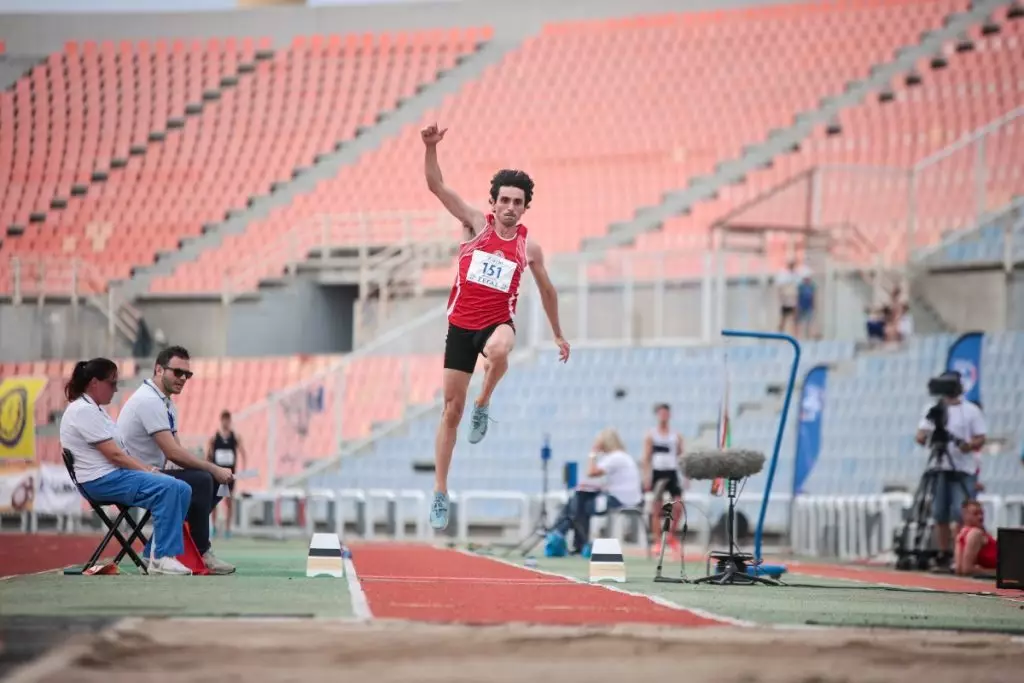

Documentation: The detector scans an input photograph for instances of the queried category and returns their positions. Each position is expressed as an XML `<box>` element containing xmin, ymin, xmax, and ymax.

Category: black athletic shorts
<box><xmin>444</xmin><ymin>320</ymin><xmax>515</xmax><ymax>374</ymax></box>
<box><xmin>651</xmin><ymin>469</ymin><xmax>683</xmax><ymax>498</ymax></box>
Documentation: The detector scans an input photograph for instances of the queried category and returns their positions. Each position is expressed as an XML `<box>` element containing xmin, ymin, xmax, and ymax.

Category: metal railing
<box><xmin>0</xmin><ymin>255</ymin><xmax>140</xmax><ymax>351</ymax></box>
<box><xmin>791</xmin><ymin>493</ymin><xmax>1024</xmax><ymax>561</ymax></box>
<box><xmin>220</xmin><ymin>210</ymin><xmax>454</xmax><ymax>305</ymax></box>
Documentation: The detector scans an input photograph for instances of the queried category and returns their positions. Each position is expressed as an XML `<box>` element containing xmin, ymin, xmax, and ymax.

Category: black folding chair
<box><xmin>62</xmin><ymin>448</ymin><xmax>152</xmax><ymax>575</ymax></box>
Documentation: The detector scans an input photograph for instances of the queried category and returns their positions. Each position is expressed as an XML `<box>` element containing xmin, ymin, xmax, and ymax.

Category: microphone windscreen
<box><xmin>683</xmin><ymin>449</ymin><xmax>766</xmax><ymax>481</ymax></box>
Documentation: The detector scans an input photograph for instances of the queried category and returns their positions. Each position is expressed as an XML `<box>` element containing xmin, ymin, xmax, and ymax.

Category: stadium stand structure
<box><xmin>263</xmin><ymin>332</ymin><xmax>1021</xmax><ymax>531</ymax></box>
<box><xmin>0</xmin><ymin>38</ymin><xmax>268</xmax><ymax>254</ymax></box>
<box><xmin>1</xmin><ymin>30</ymin><xmax>487</xmax><ymax>298</ymax></box>
<box><xmin>151</xmin><ymin>0</ymin><xmax>996</xmax><ymax>296</ymax></box>
<box><xmin>923</xmin><ymin>195</ymin><xmax>1024</xmax><ymax>267</ymax></box>
<box><xmin>584</xmin><ymin>0</ymin><xmax>1018</xmax><ymax>253</ymax></box>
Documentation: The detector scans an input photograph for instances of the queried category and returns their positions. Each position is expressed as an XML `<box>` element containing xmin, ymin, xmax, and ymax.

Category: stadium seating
<box><xmin>805</xmin><ymin>331</ymin><xmax>1024</xmax><ymax>497</ymax></box>
<box><xmin>1</xmin><ymin>38</ymin><xmax>262</xmax><ymax>237</ymax></box>
<box><xmin>296</xmin><ymin>333</ymin><xmax>1024</xmax><ymax>527</ymax></box>
<box><xmin>1</xmin><ymin>29</ymin><xmax>487</xmax><ymax>296</ymax></box>
<box><xmin>927</xmin><ymin>196</ymin><xmax>1024</xmax><ymax>266</ymax></box>
<box><xmin>621</xmin><ymin>2</ymin><xmax>1023</xmax><ymax>278</ymax></box>
<box><xmin>155</xmin><ymin>0</ymin><xmax>970</xmax><ymax>295</ymax></box>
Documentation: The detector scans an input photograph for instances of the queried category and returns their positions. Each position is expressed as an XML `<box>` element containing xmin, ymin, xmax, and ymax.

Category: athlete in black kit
<box><xmin>206</xmin><ymin>410</ymin><xmax>247</xmax><ymax>538</ymax></box>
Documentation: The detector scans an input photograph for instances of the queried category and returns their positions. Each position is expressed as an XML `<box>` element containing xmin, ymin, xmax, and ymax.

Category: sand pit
<box><xmin>7</xmin><ymin>618</ymin><xmax>1024</xmax><ymax>683</ymax></box>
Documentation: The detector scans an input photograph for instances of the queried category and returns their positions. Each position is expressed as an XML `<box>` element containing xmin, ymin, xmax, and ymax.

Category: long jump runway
<box><xmin>4</xmin><ymin>537</ymin><xmax>1024</xmax><ymax>682</ymax></box>
<box><xmin>352</xmin><ymin>543</ymin><xmax>730</xmax><ymax>627</ymax></box>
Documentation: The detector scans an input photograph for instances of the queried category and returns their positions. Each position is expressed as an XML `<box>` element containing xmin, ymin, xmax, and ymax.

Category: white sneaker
<box><xmin>202</xmin><ymin>549</ymin><xmax>236</xmax><ymax>575</ymax></box>
<box><xmin>148</xmin><ymin>556</ymin><xmax>192</xmax><ymax>576</ymax></box>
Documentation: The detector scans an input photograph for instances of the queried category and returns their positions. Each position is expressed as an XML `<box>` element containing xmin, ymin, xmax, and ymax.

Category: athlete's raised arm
<box><xmin>527</xmin><ymin>240</ymin><xmax>570</xmax><ymax>363</ymax></box>
<box><xmin>421</xmin><ymin>123</ymin><xmax>486</xmax><ymax>241</ymax></box>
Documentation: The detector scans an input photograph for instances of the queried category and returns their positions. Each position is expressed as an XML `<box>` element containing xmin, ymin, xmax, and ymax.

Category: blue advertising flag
<box><xmin>792</xmin><ymin>365</ymin><xmax>828</xmax><ymax>496</ymax></box>
<box><xmin>945</xmin><ymin>331</ymin><xmax>984</xmax><ymax>407</ymax></box>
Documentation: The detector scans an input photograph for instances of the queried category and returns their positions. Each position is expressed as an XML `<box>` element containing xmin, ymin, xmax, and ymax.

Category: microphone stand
<box><xmin>654</xmin><ymin>499</ymin><xmax>688</xmax><ymax>583</ymax></box>
<box><xmin>692</xmin><ymin>478</ymin><xmax>779</xmax><ymax>586</ymax></box>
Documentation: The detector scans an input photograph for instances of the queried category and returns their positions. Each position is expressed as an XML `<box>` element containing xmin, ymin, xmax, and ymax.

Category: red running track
<box><xmin>786</xmin><ymin>560</ymin><xmax>1024</xmax><ymax>599</ymax></box>
<box><xmin>351</xmin><ymin>543</ymin><xmax>729</xmax><ymax>628</ymax></box>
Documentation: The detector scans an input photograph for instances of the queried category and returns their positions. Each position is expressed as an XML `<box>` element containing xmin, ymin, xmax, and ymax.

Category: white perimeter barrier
<box><xmin>8</xmin><ymin>487</ymin><xmax>804</xmax><ymax>551</ymax></box>
<box><xmin>792</xmin><ymin>493</ymin><xmax>1024</xmax><ymax>560</ymax></box>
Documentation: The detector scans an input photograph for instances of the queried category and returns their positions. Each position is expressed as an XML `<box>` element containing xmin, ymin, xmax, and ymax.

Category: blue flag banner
<box><xmin>945</xmin><ymin>331</ymin><xmax>984</xmax><ymax>407</ymax></box>
<box><xmin>792</xmin><ymin>364</ymin><xmax>828</xmax><ymax>496</ymax></box>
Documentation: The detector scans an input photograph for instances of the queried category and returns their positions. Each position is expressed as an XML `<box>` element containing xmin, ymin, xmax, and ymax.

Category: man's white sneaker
<box><xmin>148</xmin><ymin>556</ymin><xmax>192</xmax><ymax>576</ymax></box>
<box><xmin>202</xmin><ymin>550</ymin><xmax>236</xmax><ymax>575</ymax></box>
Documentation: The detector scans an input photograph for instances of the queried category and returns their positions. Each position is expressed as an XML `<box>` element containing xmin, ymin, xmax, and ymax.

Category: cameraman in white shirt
<box><xmin>914</xmin><ymin>372</ymin><xmax>986</xmax><ymax>571</ymax></box>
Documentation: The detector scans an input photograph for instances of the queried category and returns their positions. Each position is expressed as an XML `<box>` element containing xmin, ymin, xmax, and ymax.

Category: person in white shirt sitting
<box><xmin>59</xmin><ymin>358</ymin><xmax>193</xmax><ymax>576</ymax></box>
<box><xmin>550</xmin><ymin>428</ymin><xmax>643</xmax><ymax>554</ymax></box>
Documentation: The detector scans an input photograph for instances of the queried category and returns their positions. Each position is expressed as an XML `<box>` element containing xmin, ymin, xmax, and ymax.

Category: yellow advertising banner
<box><xmin>0</xmin><ymin>377</ymin><xmax>49</xmax><ymax>460</ymax></box>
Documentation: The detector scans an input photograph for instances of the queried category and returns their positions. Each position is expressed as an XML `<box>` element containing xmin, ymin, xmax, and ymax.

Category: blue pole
<box><xmin>720</xmin><ymin>329</ymin><xmax>801</xmax><ymax>563</ymax></box>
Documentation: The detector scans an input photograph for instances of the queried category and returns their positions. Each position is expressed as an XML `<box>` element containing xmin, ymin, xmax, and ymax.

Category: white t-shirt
<box><xmin>597</xmin><ymin>450</ymin><xmax>643</xmax><ymax>508</ymax></box>
<box><xmin>117</xmin><ymin>380</ymin><xmax>179</xmax><ymax>469</ymax></box>
<box><xmin>916</xmin><ymin>399</ymin><xmax>987</xmax><ymax>473</ymax></box>
<box><xmin>59</xmin><ymin>395</ymin><xmax>122</xmax><ymax>484</ymax></box>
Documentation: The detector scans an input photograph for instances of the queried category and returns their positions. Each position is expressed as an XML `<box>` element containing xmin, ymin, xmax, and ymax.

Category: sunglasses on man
<box><xmin>161</xmin><ymin>366</ymin><xmax>194</xmax><ymax>380</ymax></box>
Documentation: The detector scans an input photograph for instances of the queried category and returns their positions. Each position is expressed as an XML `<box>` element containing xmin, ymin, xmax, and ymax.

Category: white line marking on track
<box><xmin>457</xmin><ymin>549</ymin><xmax>754</xmax><ymax>628</ymax></box>
<box><xmin>345</xmin><ymin>556</ymin><xmax>373</xmax><ymax>621</ymax></box>
<box><xmin>359</xmin><ymin>575</ymin><xmax>568</xmax><ymax>585</ymax></box>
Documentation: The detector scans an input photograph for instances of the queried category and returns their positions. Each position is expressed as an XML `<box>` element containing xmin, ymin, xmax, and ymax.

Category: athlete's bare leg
<box><xmin>475</xmin><ymin>324</ymin><xmax>515</xmax><ymax>408</ymax></box>
<box><xmin>468</xmin><ymin>325</ymin><xmax>514</xmax><ymax>445</ymax></box>
<box><xmin>434</xmin><ymin>369</ymin><xmax>472</xmax><ymax>495</ymax></box>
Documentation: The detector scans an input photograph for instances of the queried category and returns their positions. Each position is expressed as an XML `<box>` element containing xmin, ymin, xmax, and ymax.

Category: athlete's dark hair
<box><xmin>221</xmin><ymin>409</ymin><xmax>231</xmax><ymax>420</ymax></box>
<box><xmin>489</xmin><ymin>169</ymin><xmax>534</xmax><ymax>207</ymax></box>
<box><xmin>65</xmin><ymin>358</ymin><xmax>118</xmax><ymax>402</ymax></box>
<box><xmin>155</xmin><ymin>345</ymin><xmax>190</xmax><ymax>371</ymax></box>
<box><xmin>654</xmin><ymin>403</ymin><xmax>671</xmax><ymax>413</ymax></box>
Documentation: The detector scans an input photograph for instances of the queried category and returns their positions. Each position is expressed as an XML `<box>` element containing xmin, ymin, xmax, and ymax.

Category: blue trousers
<box><xmin>553</xmin><ymin>490</ymin><xmax>623</xmax><ymax>553</ymax></box>
<box><xmin>81</xmin><ymin>469</ymin><xmax>192</xmax><ymax>559</ymax></box>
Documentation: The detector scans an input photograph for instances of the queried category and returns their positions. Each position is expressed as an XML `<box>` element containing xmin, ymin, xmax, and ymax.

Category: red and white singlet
<box><xmin>446</xmin><ymin>214</ymin><xmax>529</xmax><ymax>331</ymax></box>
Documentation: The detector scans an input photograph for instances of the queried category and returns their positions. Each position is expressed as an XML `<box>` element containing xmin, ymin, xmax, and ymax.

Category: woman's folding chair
<box><xmin>61</xmin><ymin>449</ymin><xmax>152</xmax><ymax>575</ymax></box>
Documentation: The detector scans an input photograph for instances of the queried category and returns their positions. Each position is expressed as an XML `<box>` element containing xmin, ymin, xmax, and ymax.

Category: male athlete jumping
<box><xmin>422</xmin><ymin>122</ymin><xmax>570</xmax><ymax>530</ymax></box>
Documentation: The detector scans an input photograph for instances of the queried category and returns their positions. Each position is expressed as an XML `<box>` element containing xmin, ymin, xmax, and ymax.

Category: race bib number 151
<box><xmin>467</xmin><ymin>250</ymin><xmax>515</xmax><ymax>292</ymax></box>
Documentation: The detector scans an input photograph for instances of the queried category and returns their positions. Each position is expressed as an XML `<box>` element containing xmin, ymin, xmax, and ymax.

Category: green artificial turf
<box><xmin>523</xmin><ymin>555</ymin><xmax>1024</xmax><ymax>633</ymax></box>
<box><xmin>0</xmin><ymin>538</ymin><xmax>353</xmax><ymax>618</ymax></box>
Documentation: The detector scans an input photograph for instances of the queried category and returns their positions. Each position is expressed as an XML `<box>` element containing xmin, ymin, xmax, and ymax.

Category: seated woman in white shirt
<box><xmin>59</xmin><ymin>358</ymin><xmax>194</xmax><ymax>576</ymax></box>
<box><xmin>551</xmin><ymin>428</ymin><xmax>643</xmax><ymax>554</ymax></box>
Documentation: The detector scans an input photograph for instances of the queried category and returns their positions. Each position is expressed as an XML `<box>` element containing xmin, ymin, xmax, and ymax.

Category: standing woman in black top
<box><xmin>207</xmin><ymin>409</ymin><xmax>247</xmax><ymax>538</ymax></box>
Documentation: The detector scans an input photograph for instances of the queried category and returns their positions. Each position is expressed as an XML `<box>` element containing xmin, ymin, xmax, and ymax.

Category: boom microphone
<box><xmin>683</xmin><ymin>449</ymin><xmax>765</xmax><ymax>481</ymax></box>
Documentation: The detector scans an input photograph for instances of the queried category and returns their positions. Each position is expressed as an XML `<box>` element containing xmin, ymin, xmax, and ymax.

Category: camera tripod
<box><xmin>893</xmin><ymin>443</ymin><xmax>973</xmax><ymax>572</ymax></box>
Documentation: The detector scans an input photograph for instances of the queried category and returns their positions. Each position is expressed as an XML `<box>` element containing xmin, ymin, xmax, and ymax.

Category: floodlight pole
<box><xmin>720</xmin><ymin>329</ymin><xmax>801</xmax><ymax>563</ymax></box>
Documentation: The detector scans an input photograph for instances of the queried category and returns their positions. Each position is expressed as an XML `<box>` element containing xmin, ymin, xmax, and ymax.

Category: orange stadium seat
<box><xmin>0</xmin><ymin>29</ymin><xmax>487</xmax><ymax>297</ymax></box>
<box><xmin>0</xmin><ymin>39</ymin><xmax>262</xmax><ymax>235</ymax></box>
<box><xmin>608</xmin><ymin>2</ymin><xmax>1024</xmax><ymax>279</ymax></box>
<box><xmin>153</xmin><ymin>0</ymin><xmax>977</xmax><ymax>295</ymax></box>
